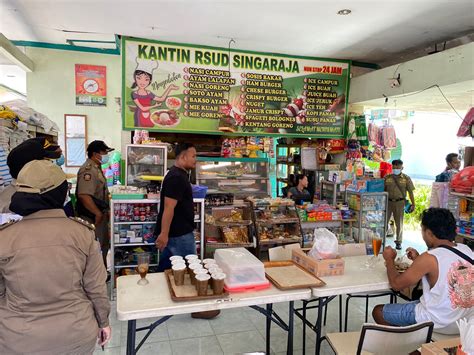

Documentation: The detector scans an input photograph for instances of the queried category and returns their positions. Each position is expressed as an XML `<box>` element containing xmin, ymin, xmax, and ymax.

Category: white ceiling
<box><xmin>0</xmin><ymin>0</ymin><xmax>473</xmax><ymax>66</ymax></box>
<box><xmin>0</xmin><ymin>64</ymin><xmax>26</xmax><ymax>94</ymax></box>
<box><xmin>357</xmin><ymin>80</ymin><xmax>474</xmax><ymax>113</ymax></box>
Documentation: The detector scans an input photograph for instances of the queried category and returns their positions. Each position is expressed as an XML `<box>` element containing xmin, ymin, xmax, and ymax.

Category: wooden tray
<box><xmin>164</xmin><ymin>270</ymin><xmax>229</xmax><ymax>302</ymax></box>
<box><xmin>264</xmin><ymin>261</ymin><xmax>326</xmax><ymax>290</ymax></box>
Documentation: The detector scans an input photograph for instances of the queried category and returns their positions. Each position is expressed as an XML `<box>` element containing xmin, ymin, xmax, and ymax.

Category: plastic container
<box><xmin>366</xmin><ymin>179</ymin><xmax>385</xmax><ymax>192</ymax></box>
<box><xmin>214</xmin><ymin>248</ymin><xmax>270</xmax><ymax>292</ymax></box>
<box><xmin>192</xmin><ymin>185</ymin><xmax>208</xmax><ymax>198</ymax></box>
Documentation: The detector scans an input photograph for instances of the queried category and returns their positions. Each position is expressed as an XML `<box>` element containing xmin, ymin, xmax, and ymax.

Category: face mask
<box><xmin>100</xmin><ymin>154</ymin><xmax>110</xmax><ymax>164</ymax></box>
<box><xmin>393</xmin><ymin>169</ymin><xmax>402</xmax><ymax>175</ymax></box>
<box><xmin>56</xmin><ymin>155</ymin><xmax>65</xmax><ymax>166</ymax></box>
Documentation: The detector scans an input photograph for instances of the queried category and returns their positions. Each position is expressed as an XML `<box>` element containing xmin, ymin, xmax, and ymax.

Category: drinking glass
<box><xmin>136</xmin><ymin>252</ymin><xmax>150</xmax><ymax>285</ymax></box>
<box><xmin>372</xmin><ymin>238</ymin><xmax>382</xmax><ymax>257</ymax></box>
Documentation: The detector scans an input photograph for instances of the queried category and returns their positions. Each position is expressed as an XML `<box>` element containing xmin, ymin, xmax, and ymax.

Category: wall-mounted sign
<box><xmin>122</xmin><ymin>37</ymin><xmax>350</xmax><ymax>137</ymax></box>
<box><xmin>75</xmin><ymin>64</ymin><xmax>107</xmax><ymax>106</ymax></box>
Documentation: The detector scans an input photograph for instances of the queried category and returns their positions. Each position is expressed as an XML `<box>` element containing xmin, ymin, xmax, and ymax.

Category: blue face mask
<box><xmin>101</xmin><ymin>154</ymin><xmax>110</xmax><ymax>164</ymax></box>
<box><xmin>393</xmin><ymin>169</ymin><xmax>402</xmax><ymax>175</ymax></box>
<box><xmin>56</xmin><ymin>155</ymin><xmax>65</xmax><ymax>166</ymax></box>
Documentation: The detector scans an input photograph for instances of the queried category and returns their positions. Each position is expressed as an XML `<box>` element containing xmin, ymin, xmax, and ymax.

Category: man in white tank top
<box><xmin>373</xmin><ymin>208</ymin><xmax>473</xmax><ymax>334</ymax></box>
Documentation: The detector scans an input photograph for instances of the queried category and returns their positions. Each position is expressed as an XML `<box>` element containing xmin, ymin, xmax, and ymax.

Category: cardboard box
<box><xmin>292</xmin><ymin>248</ymin><xmax>344</xmax><ymax>277</ymax></box>
<box><xmin>421</xmin><ymin>337</ymin><xmax>463</xmax><ymax>355</ymax></box>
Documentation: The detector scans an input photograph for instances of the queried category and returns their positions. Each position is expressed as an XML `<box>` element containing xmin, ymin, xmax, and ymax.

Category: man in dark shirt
<box><xmin>435</xmin><ymin>153</ymin><xmax>461</xmax><ymax>182</ymax></box>
<box><xmin>155</xmin><ymin>143</ymin><xmax>197</xmax><ymax>271</ymax></box>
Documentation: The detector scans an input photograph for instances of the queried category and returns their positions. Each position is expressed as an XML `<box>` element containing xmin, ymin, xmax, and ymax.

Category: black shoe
<box><xmin>395</xmin><ymin>242</ymin><xmax>402</xmax><ymax>250</ymax></box>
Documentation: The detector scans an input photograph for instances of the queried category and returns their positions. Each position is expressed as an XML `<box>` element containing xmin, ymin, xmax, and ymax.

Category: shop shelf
<box><xmin>457</xmin><ymin>233</ymin><xmax>474</xmax><ymax>240</ymax></box>
<box><xmin>300</xmin><ymin>220</ymin><xmax>342</xmax><ymax>229</ymax></box>
<box><xmin>276</xmin><ymin>144</ymin><xmax>301</xmax><ymax>148</ymax></box>
<box><xmin>256</xmin><ymin>218</ymin><xmax>300</xmax><ymax>224</ymax></box>
<box><xmin>111</xmin><ymin>199</ymin><xmax>159</xmax><ymax>204</ymax></box>
<box><xmin>113</xmin><ymin>221</ymin><xmax>157</xmax><ymax>225</ymax></box>
<box><xmin>205</xmin><ymin>242</ymin><xmax>254</xmax><ymax>249</ymax></box>
<box><xmin>450</xmin><ymin>192</ymin><xmax>474</xmax><ymax>200</ymax></box>
<box><xmin>259</xmin><ymin>237</ymin><xmax>303</xmax><ymax>246</ymax></box>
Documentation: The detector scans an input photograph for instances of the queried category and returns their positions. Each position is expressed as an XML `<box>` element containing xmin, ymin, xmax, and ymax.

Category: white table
<box><xmin>312</xmin><ymin>255</ymin><xmax>390</xmax><ymax>298</ymax></box>
<box><xmin>117</xmin><ymin>273</ymin><xmax>312</xmax><ymax>355</ymax></box>
<box><xmin>297</xmin><ymin>255</ymin><xmax>392</xmax><ymax>355</ymax></box>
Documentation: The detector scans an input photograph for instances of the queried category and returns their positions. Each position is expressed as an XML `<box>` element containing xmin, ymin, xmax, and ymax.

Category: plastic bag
<box><xmin>309</xmin><ymin>228</ymin><xmax>339</xmax><ymax>260</ymax></box>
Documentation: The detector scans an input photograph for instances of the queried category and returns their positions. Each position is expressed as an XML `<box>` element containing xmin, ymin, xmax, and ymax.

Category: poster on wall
<box><xmin>75</xmin><ymin>64</ymin><xmax>107</xmax><ymax>106</ymax></box>
<box><xmin>122</xmin><ymin>37</ymin><xmax>350</xmax><ymax>137</ymax></box>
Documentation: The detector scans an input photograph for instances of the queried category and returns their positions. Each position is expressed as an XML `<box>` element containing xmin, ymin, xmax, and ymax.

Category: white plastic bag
<box><xmin>309</xmin><ymin>228</ymin><xmax>339</xmax><ymax>260</ymax></box>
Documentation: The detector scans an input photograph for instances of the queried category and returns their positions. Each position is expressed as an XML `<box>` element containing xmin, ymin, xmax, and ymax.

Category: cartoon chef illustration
<box><xmin>131</xmin><ymin>58</ymin><xmax>179</xmax><ymax>127</ymax></box>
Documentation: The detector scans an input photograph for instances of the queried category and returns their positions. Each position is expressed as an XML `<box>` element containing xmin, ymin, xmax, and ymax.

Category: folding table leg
<box><xmin>365</xmin><ymin>296</ymin><xmax>369</xmax><ymax>322</ymax></box>
<box><xmin>302</xmin><ymin>300</ymin><xmax>307</xmax><ymax>355</ymax></box>
<box><xmin>286</xmin><ymin>301</ymin><xmax>294</xmax><ymax>355</ymax></box>
<box><xmin>126</xmin><ymin>320</ymin><xmax>137</xmax><ymax>355</ymax></box>
<box><xmin>314</xmin><ymin>298</ymin><xmax>324</xmax><ymax>355</ymax></box>
<box><xmin>266</xmin><ymin>303</ymin><xmax>272</xmax><ymax>355</ymax></box>
<box><xmin>339</xmin><ymin>295</ymin><xmax>343</xmax><ymax>332</ymax></box>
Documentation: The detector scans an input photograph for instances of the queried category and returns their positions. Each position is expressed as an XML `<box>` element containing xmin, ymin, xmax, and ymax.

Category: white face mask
<box><xmin>393</xmin><ymin>169</ymin><xmax>402</xmax><ymax>175</ymax></box>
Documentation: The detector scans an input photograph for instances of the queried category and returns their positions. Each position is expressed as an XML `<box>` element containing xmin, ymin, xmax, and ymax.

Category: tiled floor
<box><xmin>96</xmin><ymin>229</ymin><xmax>422</xmax><ymax>355</ymax></box>
<box><xmin>93</xmin><ymin>295</ymin><xmax>396</xmax><ymax>355</ymax></box>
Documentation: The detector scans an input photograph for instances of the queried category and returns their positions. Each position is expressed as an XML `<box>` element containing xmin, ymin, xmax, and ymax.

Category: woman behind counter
<box><xmin>287</xmin><ymin>174</ymin><xmax>311</xmax><ymax>201</ymax></box>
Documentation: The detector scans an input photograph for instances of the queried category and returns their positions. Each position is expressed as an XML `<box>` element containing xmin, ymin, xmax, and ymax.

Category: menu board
<box><xmin>122</xmin><ymin>37</ymin><xmax>350</xmax><ymax>137</ymax></box>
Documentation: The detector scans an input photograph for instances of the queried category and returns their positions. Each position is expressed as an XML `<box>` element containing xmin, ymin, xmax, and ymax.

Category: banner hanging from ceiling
<box><xmin>122</xmin><ymin>37</ymin><xmax>350</xmax><ymax>137</ymax></box>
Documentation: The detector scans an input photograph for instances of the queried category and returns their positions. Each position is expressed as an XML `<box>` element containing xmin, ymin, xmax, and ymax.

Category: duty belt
<box><xmin>389</xmin><ymin>198</ymin><xmax>405</xmax><ymax>202</ymax></box>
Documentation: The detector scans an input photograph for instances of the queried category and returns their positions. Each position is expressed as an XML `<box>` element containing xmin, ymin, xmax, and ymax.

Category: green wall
<box><xmin>25</xmin><ymin>47</ymin><xmax>123</xmax><ymax>171</ymax></box>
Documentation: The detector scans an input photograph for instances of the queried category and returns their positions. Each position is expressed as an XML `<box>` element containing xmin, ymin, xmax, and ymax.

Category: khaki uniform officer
<box><xmin>1</xmin><ymin>160</ymin><xmax>111</xmax><ymax>354</ymax></box>
<box><xmin>77</xmin><ymin>140</ymin><xmax>114</xmax><ymax>265</ymax></box>
<box><xmin>384</xmin><ymin>159</ymin><xmax>415</xmax><ymax>250</ymax></box>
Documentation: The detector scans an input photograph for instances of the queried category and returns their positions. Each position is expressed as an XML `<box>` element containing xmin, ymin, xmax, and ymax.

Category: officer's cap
<box><xmin>16</xmin><ymin>160</ymin><xmax>66</xmax><ymax>194</ymax></box>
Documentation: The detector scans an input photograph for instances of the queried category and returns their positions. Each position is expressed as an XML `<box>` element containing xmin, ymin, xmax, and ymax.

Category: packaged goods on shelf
<box><xmin>204</xmin><ymin>205</ymin><xmax>253</xmax><ymax>246</ymax></box>
<box><xmin>113</xmin><ymin>202</ymin><xmax>158</xmax><ymax>222</ymax></box>
<box><xmin>205</xmin><ymin>193</ymin><xmax>234</xmax><ymax>207</ymax></box>
<box><xmin>247</xmin><ymin>197</ymin><xmax>295</xmax><ymax>207</ymax></box>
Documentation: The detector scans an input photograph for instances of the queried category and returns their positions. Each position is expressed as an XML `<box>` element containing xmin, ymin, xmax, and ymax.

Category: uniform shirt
<box><xmin>0</xmin><ymin>182</ymin><xmax>15</xmax><ymax>213</ymax></box>
<box><xmin>0</xmin><ymin>209</ymin><xmax>110</xmax><ymax>354</ymax></box>
<box><xmin>76</xmin><ymin>158</ymin><xmax>109</xmax><ymax>203</ymax></box>
<box><xmin>415</xmin><ymin>244</ymin><xmax>474</xmax><ymax>334</ymax></box>
<box><xmin>384</xmin><ymin>173</ymin><xmax>415</xmax><ymax>200</ymax></box>
<box><xmin>154</xmin><ymin>166</ymin><xmax>194</xmax><ymax>238</ymax></box>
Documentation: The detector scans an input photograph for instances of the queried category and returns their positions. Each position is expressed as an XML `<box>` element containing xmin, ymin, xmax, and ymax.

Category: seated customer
<box><xmin>373</xmin><ymin>208</ymin><xmax>473</xmax><ymax>334</ymax></box>
<box><xmin>435</xmin><ymin>153</ymin><xmax>461</xmax><ymax>182</ymax></box>
<box><xmin>287</xmin><ymin>174</ymin><xmax>311</xmax><ymax>201</ymax></box>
